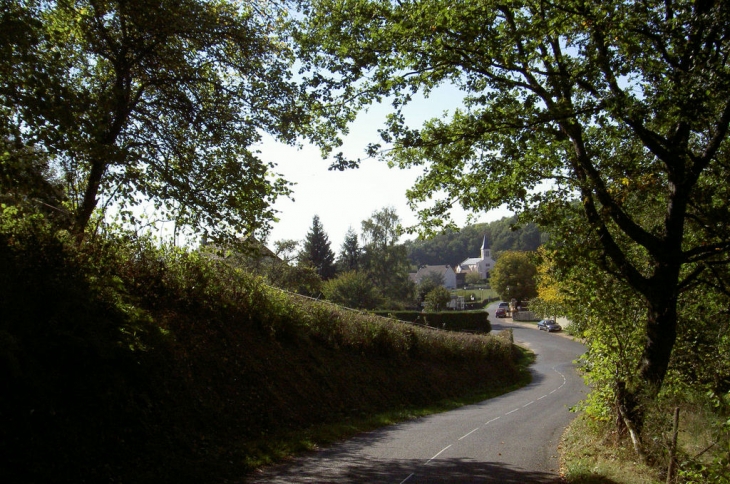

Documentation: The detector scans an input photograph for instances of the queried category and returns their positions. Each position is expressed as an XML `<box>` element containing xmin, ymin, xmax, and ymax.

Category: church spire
<box><xmin>481</xmin><ymin>235</ymin><xmax>489</xmax><ymax>259</ymax></box>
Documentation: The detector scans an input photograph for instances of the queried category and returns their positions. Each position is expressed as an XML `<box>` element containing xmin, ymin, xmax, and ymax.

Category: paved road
<box><xmin>247</xmin><ymin>304</ymin><xmax>587</xmax><ymax>483</ymax></box>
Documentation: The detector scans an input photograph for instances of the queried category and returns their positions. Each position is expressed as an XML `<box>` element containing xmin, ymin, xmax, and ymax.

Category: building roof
<box><xmin>414</xmin><ymin>265</ymin><xmax>454</xmax><ymax>281</ymax></box>
<box><xmin>459</xmin><ymin>257</ymin><xmax>483</xmax><ymax>266</ymax></box>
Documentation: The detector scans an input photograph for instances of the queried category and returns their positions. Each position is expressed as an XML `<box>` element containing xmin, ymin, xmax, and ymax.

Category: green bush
<box><xmin>322</xmin><ymin>270</ymin><xmax>383</xmax><ymax>309</ymax></box>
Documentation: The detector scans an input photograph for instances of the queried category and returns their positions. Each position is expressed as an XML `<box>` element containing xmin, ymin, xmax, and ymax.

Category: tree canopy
<box><xmin>490</xmin><ymin>251</ymin><xmax>537</xmax><ymax>303</ymax></box>
<box><xmin>295</xmin><ymin>0</ymin><xmax>730</xmax><ymax>441</ymax></box>
<box><xmin>1</xmin><ymin>0</ymin><xmax>320</xmax><ymax>242</ymax></box>
<box><xmin>360</xmin><ymin>207</ymin><xmax>414</xmax><ymax>306</ymax></box>
<box><xmin>321</xmin><ymin>270</ymin><xmax>382</xmax><ymax>309</ymax></box>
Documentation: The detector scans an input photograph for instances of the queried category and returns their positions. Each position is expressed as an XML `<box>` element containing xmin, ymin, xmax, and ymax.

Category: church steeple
<box><xmin>481</xmin><ymin>235</ymin><xmax>489</xmax><ymax>259</ymax></box>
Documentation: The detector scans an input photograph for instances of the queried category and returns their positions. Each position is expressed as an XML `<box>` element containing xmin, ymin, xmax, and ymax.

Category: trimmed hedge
<box><xmin>372</xmin><ymin>310</ymin><xmax>491</xmax><ymax>333</ymax></box>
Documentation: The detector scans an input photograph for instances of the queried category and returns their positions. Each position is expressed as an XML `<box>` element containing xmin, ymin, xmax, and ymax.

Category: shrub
<box><xmin>322</xmin><ymin>271</ymin><xmax>383</xmax><ymax>309</ymax></box>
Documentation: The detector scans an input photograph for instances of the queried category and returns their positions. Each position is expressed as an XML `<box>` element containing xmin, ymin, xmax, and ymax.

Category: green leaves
<box><xmin>489</xmin><ymin>250</ymin><xmax>537</xmax><ymax>302</ymax></box>
<box><xmin>1</xmin><ymin>0</ymin><xmax>318</xmax><ymax>242</ymax></box>
<box><xmin>296</xmin><ymin>0</ymin><xmax>730</xmax><ymax>402</ymax></box>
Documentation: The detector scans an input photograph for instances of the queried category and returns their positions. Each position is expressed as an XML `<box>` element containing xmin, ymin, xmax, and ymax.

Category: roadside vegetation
<box><xmin>535</xmin><ymin>245</ymin><xmax>730</xmax><ymax>483</ymax></box>
<box><xmin>4</xmin><ymin>1</ymin><xmax>730</xmax><ymax>482</ymax></box>
<box><xmin>560</xmin><ymin>397</ymin><xmax>729</xmax><ymax>484</ymax></box>
<box><xmin>0</xmin><ymin>206</ymin><xmax>529</xmax><ymax>483</ymax></box>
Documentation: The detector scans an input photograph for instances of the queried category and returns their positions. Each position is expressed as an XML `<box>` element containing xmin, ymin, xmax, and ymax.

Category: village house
<box><xmin>411</xmin><ymin>264</ymin><xmax>457</xmax><ymax>289</ymax></box>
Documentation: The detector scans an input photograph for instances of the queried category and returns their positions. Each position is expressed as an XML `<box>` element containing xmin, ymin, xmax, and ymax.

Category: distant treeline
<box><xmin>405</xmin><ymin>215</ymin><xmax>546</xmax><ymax>268</ymax></box>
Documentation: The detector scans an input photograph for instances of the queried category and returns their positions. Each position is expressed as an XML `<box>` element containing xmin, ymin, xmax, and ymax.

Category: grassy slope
<box><xmin>0</xmin><ymin>221</ymin><xmax>529</xmax><ymax>483</ymax></box>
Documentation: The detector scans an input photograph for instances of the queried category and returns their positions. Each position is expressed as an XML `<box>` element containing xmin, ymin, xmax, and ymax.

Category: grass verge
<box><xmin>560</xmin><ymin>414</ymin><xmax>662</xmax><ymax>484</ymax></box>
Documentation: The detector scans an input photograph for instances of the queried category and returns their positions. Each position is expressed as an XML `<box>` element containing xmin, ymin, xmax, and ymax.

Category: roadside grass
<box><xmin>561</xmin><ymin>396</ymin><xmax>729</xmax><ymax>484</ymax></box>
<box><xmin>560</xmin><ymin>414</ymin><xmax>662</xmax><ymax>484</ymax></box>
<box><xmin>451</xmin><ymin>287</ymin><xmax>498</xmax><ymax>301</ymax></box>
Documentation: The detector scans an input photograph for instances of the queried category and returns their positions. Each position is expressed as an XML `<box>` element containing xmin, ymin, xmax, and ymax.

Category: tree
<box><xmin>337</xmin><ymin>227</ymin><xmax>361</xmax><ymax>272</ymax></box>
<box><xmin>404</xmin><ymin>217</ymin><xmax>544</xmax><ymax>268</ymax></box>
<box><xmin>296</xmin><ymin>0</ymin><xmax>730</xmax><ymax>434</ymax></box>
<box><xmin>490</xmin><ymin>251</ymin><xmax>537</xmax><ymax>303</ymax></box>
<box><xmin>415</xmin><ymin>270</ymin><xmax>445</xmax><ymax>303</ymax></box>
<box><xmin>464</xmin><ymin>271</ymin><xmax>483</xmax><ymax>286</ymax></box>
<box><xmin>272</xmin><ymin>239</ymin><xmax>300</xmax><ymax>265</ymax></box>
<box><xmin>360</xmin><ymin>207</ymin><xmax>414</xmax><ymax>306</ymax></box>
<box><xmin>424</xmin><ymin>286</ymin><xmax>452</xmax><ymax>312</ymax></box>
<box><xmin>299</xmin><ymin>215</ymin><xmax>336</xmax><ymax>280</ymax></box>
<box><xmin>1</xmin><ymin>0</ymin><xmax>315</xmax><ymax>243</ymax></box>
<box><xmin>322</xmin><ymin>271</ymin><xmax>382</xmax><ymax>309</ymax></box>
<box><xmin>532</xmin><ymin>247</ymin><xmax>568</xmax><ymax>321</ymax></box>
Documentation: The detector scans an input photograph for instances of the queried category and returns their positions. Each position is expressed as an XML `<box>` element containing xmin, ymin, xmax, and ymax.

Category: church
<box><xmin>455</xmin><ymin>236</ymin><xmax>495</xmax><ymax>280</ymax></box>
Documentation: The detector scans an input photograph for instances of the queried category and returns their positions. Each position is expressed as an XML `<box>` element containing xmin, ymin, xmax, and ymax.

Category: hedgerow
<box><xmin>0</xmin><ymin>207</ymin><xmax>524</xmax><ymax>483</ymax></box>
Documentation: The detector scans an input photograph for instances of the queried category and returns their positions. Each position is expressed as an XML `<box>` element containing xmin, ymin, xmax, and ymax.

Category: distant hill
<box><xmin>405</xmin><ymin>215</ymin><xmax>546</xmax><ymax>268</ymax></box>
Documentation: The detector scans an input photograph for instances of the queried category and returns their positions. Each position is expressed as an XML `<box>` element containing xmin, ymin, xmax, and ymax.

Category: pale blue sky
<box><xmin>261</xmin><ymin>86</ymin><xmax>512</xmax><ymax>251</ymax></box>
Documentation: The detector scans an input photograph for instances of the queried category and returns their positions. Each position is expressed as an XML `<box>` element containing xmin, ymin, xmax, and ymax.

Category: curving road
<box><xmin>247</xmin><ymin>304</ymin><xmax>587</xmax><ymax>483</ymax></box>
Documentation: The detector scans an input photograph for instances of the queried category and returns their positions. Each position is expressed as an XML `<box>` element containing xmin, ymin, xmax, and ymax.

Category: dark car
<box><xmin>537</xmin><ymin>319</ymin><xmax>562</xmax><ymax>332</ymax></box>
<box><xmin>496</xmin><ymin>302</ymin><xmax>510</xmax><ymax>318</ymax></box>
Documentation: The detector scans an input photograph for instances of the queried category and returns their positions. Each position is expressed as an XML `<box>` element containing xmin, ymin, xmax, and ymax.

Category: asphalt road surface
<box><xmin>247</xmin><ymin>304</ymin><xmax>587</xmax><ymax>483</ymax></box>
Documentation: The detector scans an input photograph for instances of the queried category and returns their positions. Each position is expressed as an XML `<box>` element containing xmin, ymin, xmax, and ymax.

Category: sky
<box><xmin>259</xmin><ymin>86</ymin><xmax>513</xmax><ymax>252</ymax></box>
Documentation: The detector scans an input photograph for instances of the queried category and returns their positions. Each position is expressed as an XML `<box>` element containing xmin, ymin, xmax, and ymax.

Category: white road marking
<box><xmin>458</xmin><ymin>428</ymin><xmax>480</xmax><ymax>440</ymax></box>
<box><xmin>403</xmin><ymin>363</ymin><xmax>573</xmax><ymax>483</ymax></box>
<box><xmin>426</xmin><ymin>445</ymin><xmax>452</xmax><ymax>464</ymax></box>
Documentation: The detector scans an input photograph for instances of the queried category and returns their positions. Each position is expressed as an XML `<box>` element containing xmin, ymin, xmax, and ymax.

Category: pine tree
<box><xmin>299</xmin><ymin>215</ymin><xmax>336</xmax><ymax>280</ymax></box>
<box><xmin>337</xmin><ymin>227</ymin><xmax>361</xmax><ymax>272</ymax></box>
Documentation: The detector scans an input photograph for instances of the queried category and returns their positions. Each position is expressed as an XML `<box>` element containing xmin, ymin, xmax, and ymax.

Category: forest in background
<box><xmin>404</xmin><ymin>216</ymin><xmax>545</xmax><ymax>268</ymax></box>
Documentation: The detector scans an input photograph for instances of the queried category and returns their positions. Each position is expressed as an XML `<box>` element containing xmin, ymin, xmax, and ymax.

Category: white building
<box><xmin>412</xmin><ymin>265</ymin><xmax>457</xmax><ymax>289</ymax></box>
<box><xmin>455</xmin><ymin>236</ymin><xmax>495</xmax><ymax>280</ymax></box>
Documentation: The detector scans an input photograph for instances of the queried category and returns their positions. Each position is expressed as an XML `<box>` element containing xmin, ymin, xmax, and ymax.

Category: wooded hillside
<box><xmin>405</xmin><ymin>216</ymin><xmax>544</xmax><ymax>268</ymax></box>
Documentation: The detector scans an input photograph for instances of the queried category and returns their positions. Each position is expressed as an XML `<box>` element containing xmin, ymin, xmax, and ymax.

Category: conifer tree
<box><xmin>299</xmin><ymin>215</ymin><xmax>336</xmax><ymax>280</ymax></box>
<box><xmin>337</xmin><ymin>227</ymin><xmax>361</xmax><ymax>272</ymax></box>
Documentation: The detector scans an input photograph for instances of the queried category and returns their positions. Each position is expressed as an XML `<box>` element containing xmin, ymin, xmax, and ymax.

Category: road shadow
<box><xmin>246</xmin><ymin>454</ymin><xmax>576</xmax><ymax>483</ymax></box>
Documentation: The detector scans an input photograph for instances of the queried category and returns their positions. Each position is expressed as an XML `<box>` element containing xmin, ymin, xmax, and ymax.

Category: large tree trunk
<box><xmin>639</xmin><ymin>296</ymin><xmax>679</xmax><ymax>395</ymax></box>
<box><xmin>73</xmin><ymin>158</ymin><xmax>107</xmax><ymax>244</ymax></box>
<box><xmin>618</xmin><ymin>264</ymin><xmax>680</xmax><ymax>455</ymax></box>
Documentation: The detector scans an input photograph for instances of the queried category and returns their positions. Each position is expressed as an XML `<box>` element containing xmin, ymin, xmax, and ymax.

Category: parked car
<box><xmin>537</xmin><ymin>319</ymin><xmax>562</xmax><ymax>332</ymax></box>
<box><xmin>496</xmin><ymin>302</ymin><xmax>510</xmax><ymax>318</ymax></box>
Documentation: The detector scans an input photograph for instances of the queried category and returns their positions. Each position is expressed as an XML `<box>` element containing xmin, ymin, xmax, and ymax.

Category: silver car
<box><xmin>537</xmin><ymin>319</ymin><xmax>562</xmax><ymax>332</ymax></box>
